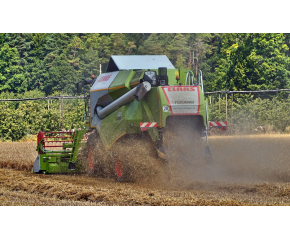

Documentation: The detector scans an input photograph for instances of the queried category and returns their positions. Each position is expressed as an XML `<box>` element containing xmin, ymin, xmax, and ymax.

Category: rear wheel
<box><xmin>78</xmin><ymin>129</ymin><xmax>106</xmax><ymax>176</ymax></box>
<box><xmin>80</xmin><ymin>131</ymin><xmax>97</xmax><ymax>176</ymax></box>
<box><xmin>115</xmin><ymin>157</ymin><xmax>125</xmax><ymax>182</ymax></box>
<box><xmin>111</xmin><ymin>134</ymin><xmax>169</xmax><ymax>183</ymax></box>
<box><xmin>112</xmin><ymin>149</ymin><xmax>131</xmax><ymax>182</ymax></box>
<box><xmin>80</xmin><ymin>131</ymin><xmax>169</xmax><ymax>183</ymax></box>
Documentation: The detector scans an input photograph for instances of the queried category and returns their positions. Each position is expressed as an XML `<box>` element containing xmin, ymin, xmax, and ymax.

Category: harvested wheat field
<box><xmin>0</xmin><ymin>142</ymin><xmax>37</xmax><ymax>171</ymax></box>
<box><xmin>1</xmin><ymin>135</ymin><xmax>290</xmax><ymax>206</ymax></box>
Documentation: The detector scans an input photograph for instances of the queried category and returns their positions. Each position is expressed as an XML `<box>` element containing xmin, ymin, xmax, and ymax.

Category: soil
<box><xmin>1</xmin><ymin>135</ymin><xmax>290</xmax><ymax>206</ymax></box>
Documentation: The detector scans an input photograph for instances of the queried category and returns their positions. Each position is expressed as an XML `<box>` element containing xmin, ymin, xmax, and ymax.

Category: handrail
<box><xmin>37</xmin><ymin>139</ymin><xmax>72</xmax><ymax>154</ymax></box>
<box><xmin>36</xmin><ymin>131</ymin><xmax>75</xmax><ymax>154</ymax></box>
<box><xmin>185</xmin><ymin>70</ymin><xmax>194</xmax><ymax>86</ymax></box>
<box><xmin>199</xmin><ymin>70</ymin><xmax>204</xmax><ymax>94</ymax></box>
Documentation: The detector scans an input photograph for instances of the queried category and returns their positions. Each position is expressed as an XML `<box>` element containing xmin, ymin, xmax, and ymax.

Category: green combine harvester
<box><xmin>33</xmin><ymin>55</ymin><xmax>211</xmax><ymax>181</ymax></box>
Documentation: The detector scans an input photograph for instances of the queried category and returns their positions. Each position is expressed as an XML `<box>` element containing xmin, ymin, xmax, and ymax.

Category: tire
<box><xmin>112</xmin><ymin>150</ymin><xmax>131</xmax><ymax>182</ymax></box>
<box><xmin>79</xmin><ymin>130</ymin><xmax>98</xmax><ymax>176</ymax></box>
<box><xmin>80</xmin><ymin>131</ymin><xmax>169</xmax><ymax>183</ymax></box>
<box><xmin>78</xmin><ymin>129</ymin><xmax>114</xmax><ymax>177</ymax></box>
<box><xmin>111</xmin><ymin>134</ymin><xmax>169</xmax><ymax>183</ymax></box>
<box><xmin>115</xmin><ymin>156</ymin><xmax>125</xmax><ymax>182</ymax></box>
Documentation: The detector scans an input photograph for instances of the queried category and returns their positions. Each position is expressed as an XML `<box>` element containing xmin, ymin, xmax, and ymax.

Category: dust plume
<box><xmin>164</xmin><ymin>132</ymin><xmax>290</xmax><ymax>186</ymax></box>
<box><xmin>107</xmin><ymin>134</ymin><xmax>169</xmax><ymax>184</ymax></box>
<box><xmin>208</xmin><ymin>135</ymin><xmax>290</xmax><ymax>183</ymax></box>
<box><xmin>79</xmin><ymin>130</ymin><xmax>170</xmax><ymax>184</ymax></box>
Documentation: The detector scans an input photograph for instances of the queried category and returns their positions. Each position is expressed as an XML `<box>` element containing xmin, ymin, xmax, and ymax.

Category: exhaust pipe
<box><xmin>97</xmin><ymin>81</ymin><xmax>151</xmax><ymax>119</ymax></box>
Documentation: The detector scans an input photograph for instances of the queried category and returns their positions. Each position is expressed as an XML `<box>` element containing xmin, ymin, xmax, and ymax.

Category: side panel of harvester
<box><xmin>90</xmin><ymin>70</ymin><xmax>144</xmax><ymax>148</ymax></box>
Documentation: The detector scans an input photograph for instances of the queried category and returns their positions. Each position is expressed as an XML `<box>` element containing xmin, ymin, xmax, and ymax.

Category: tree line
<box><xmin>1</xmin><ymin>33</ymin><xmax>290</xmax><ymax>141</ymax></box>
<box><xmin>1</xmin><ymin>33</ymin><xmax>290</xmax><ymax>96</ymax></box>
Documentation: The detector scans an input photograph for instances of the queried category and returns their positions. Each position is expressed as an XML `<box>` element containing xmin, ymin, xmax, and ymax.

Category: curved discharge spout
<box><xmin>97</xmin><ymin>81</ymin><xmax>151</xmax><ymax>119</ymax></box>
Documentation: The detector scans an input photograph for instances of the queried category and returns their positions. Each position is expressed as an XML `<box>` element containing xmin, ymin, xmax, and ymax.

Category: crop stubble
<box><xmin>0</xmin><ymin>142</ymin><xmax>36</xmax><ymax>171</ymax></box>
<box><xmin>1</xmin><ymin>135</ymin><xmax>290</xmax><ymax>206</ymax></box>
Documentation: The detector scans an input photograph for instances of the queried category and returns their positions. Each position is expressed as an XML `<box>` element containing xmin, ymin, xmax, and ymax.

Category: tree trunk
<box><xmin>196</xmin><ymin>57</ymin><xmax>198</xmax><ymax>76</ymax></box>
<box><xmin>192</xmin><ymin>49</ymin><xmax>195</xmax><ymax>70</ymax></box>
<box><xmin>188</xmin><ymin>51</ymin><xmax>191</xmax><ymax>69</ymax></box>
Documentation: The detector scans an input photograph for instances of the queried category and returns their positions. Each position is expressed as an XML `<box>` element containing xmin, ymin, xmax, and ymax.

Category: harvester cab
<box><xmin>34</xmin><ymin>55</ymin><xmax>212</xmax><ymax>181</ymax></box>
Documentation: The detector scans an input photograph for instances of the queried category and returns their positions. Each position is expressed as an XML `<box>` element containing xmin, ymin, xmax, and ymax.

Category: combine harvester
<box><xmin>33</xmin><ymin>55</ymin><xmax>218</xmax><ymax>181</ymax></box>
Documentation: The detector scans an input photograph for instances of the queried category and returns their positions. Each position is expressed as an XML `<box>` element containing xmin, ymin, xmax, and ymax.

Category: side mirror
<box><xmin>158</xmin><ymin>67</ymin><xmax>168</xmax><ymax>86</ymax></box>
<box><xmin>142</xmin><ymin>70</ymin><xmax>157</xmax><ymax>86</ymax></box>
<box><xmin>76</xmin><ymin>82</ymin><xmax>82</xmax><ymax>93</ymax></box>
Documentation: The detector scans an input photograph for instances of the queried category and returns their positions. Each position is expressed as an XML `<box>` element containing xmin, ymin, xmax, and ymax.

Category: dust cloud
<box><xmin>156</xmin><ymin>116</ymin><xmax>290</xmax><ymax>187</ymax></box>
<box><xmin>165</xmin><ymin>134</ymin><xmax>290</xmax><ymax>186</ymax></box>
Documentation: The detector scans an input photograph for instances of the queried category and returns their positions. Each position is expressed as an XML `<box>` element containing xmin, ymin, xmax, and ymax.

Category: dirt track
<box><xmin>1</xmin><ymin>135</ymin><xmax>290</xmax><ymax>206</ymax></box>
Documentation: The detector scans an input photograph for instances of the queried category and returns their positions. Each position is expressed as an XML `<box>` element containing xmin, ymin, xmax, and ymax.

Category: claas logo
<box><xmin>98</xmin><ymin>75</ymin><xmax>111</xmax><ymax>82</ymax></box>
<box><xmin>167</xmin><ymin>86</ymin><xmax>196</xmax><ymax>91</ymax></box>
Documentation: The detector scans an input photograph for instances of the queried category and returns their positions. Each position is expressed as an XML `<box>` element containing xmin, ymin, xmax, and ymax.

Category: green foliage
<box><xmin>0</xmin><ymin>90</ymin><xmax>86</xmax><ymax>141</ymax></box>
<box><xmin>45</xmin><ymin>56</ymin><xmax>79</xmax><ymax>95</ymax></box>
<box><xmin>138</xmin><ymin>33</ymin><xmax>164</xmax><ymax>55</ymax></box>
<box><xmin>167</xmin><ymin>33</ymin><xmax>190</xmax><ymax>66</ymax></box>
<box><xmin>208</xmin><ymin>94</ymin><xmax>290</xmax><ymax>134</ymax></box>
<box><xmin>0</xmin><ymin>102</ymin><xmax>27</xmax><ymax>141</ymax></box>
<box><xmin>0</xmin><ymin>34</ymin><xmax>4</xmax><ymax>46</ymax></box>
<box><xmin>82</xmin><ymin>49</ymin><xmax>100</xmax><ymax>77</ymax></box>
<box><xmin>110</xmin><ymin>33</ymin><xmax>128</xmax><ymax>55</ymax></box>
<box><xmin>214</xmin><ymin>33</ymin><xmax>290</xmax><ymax>91</ymax></box>
<box><xmin>30</xmin><ymin>33</ymin><xmax>47</xmax><ymax>58</ymax></box>
<box><xmin>0</xmin><ymin>44</ymin><xmax>26</xmax><ymax>93</ymax></box>
<box><xmin>175</xmin><ymin>54</ymin><xmax>187</xmax><ymax>69</ymax></box>
<box><xmin>1</xmin><ymin>33</ymin><xmax>289</xmax><ymax>96</ymax></box>
<box><xmin>1</xmin><ymin>33</ymin><xmax>290</xmax><ymax>140</ymax></box>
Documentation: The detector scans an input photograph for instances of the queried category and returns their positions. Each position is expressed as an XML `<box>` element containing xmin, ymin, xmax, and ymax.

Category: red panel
<box><xmin>37</xmin><ymin>131</ymin><xmax>44</xmax><ymax>145</ymax></box>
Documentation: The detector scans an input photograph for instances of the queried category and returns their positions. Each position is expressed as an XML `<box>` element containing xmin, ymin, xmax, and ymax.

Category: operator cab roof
<box><xmin>106</xmin><ymin>55</ymin><xmax>175</xmax><ymax>72</ymax></box>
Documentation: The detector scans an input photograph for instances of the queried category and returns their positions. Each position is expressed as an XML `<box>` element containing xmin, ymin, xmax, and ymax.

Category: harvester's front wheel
<box><xmin>112</xmin><ymin>151</ymin><xmax>131</xmax><ymax>182</ymax></box>
<box><xmin>115</xmin><ymin>157</ymin><xmax>124</xmax><ymax>182</ymax></box>
<box><xmin>79</xmin><ymin>130</ymin><xmax>98</xmax><ymax>176</ymax></box>
<box><xmin>79</xmin><ymin>129</ymin><xmax>113</xmax><ymax>177</ymax></box>
<box><xmin>111</xmin><ymin>134</ymin><xmax>169</xmax><ymax>183</ymax></box>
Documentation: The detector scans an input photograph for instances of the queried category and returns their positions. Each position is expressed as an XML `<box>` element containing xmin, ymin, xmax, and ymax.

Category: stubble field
<box><xmin>1</xmin><ymin>135</ymin><xmax>290</xmax><ymax>206</ymax></box>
